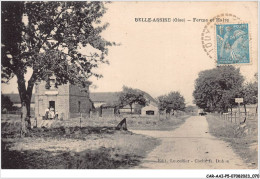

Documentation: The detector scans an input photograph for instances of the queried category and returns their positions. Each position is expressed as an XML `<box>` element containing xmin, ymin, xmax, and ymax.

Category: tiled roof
<box><xmin>90</xmin><ymin>91</ymin><xmax>157</xmax><ymax>105</ymax></box>
<box><xmin>89</xmin><ymin>92</ymin><xmax>121</xmax><ymax>103</ymax></box>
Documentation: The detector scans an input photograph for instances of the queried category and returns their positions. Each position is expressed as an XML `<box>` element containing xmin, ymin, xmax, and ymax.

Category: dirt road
<box><xmin>132</xmin><ymin>116</ymin><xmax>248</xmax><ymax>169</ymax></box>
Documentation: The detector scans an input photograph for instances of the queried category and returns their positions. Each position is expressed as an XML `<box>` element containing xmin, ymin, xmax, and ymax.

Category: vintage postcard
<box><xmin>1</xmin><ymin>1</ymin><xmax>258</xmax><ymax>178</ymax></box>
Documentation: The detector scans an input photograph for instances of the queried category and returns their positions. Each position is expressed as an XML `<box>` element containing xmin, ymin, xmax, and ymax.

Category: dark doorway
<box><xmin>146</xmin><ymin>110</ymin><xmax>155</xmax><ymax>115</ymax></box>
<box><xmin>49</xmin><ymin>101</ymin><xmax>55</xmax><ymax>111</ymax></box>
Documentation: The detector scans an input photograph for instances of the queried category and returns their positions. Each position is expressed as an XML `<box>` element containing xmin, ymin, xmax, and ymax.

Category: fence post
<box><xmin>234</xmin><ymin>112</ymin><xmax>236</xmax><ymax>123</ymax></box>
<box><xmin>230</xmin><ymin>113</ymin><xmax>232</xmax><ymax>123</ymax></box>
<box><xmin>80</xmin><ymin>113</ymin><xmax>82</xmax><ymax>128</ymax></box>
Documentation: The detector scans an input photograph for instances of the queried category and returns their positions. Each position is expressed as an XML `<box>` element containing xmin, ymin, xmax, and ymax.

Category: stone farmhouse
<box><xmin>34</xmin><ymin>76</ymin><xmax>93</xmax><ymax>120</ymax></box>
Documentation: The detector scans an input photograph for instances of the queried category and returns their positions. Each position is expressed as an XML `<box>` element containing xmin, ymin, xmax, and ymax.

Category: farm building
<box><xmin>89</xmin><ymin>92</ymin><xmax>134</xmax><ymax>116</ymax></box>
<box><xmin>90</xmin><ymin>91</ymin><xmax>158</xmax><ymax>116</ymax></box>
<box><xmin>90</xmin><ymin>92</ymin><xmax>121</xmax><ymax>108</ymax></box>
<box><xmin>34</xmin><ymin>76</ymin><xmax>93</xmax><ymax>120</ymax></box>
<box><xmin>141</xmin><ymin>102</ymin><xmax>159</xmax><ymax>116</ymax></box>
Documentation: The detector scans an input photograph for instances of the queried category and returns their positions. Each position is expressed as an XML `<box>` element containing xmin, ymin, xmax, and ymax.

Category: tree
<box><xmin>2</xmin><ymin>2</ymin><xmax>114</xmax><ymax>132</ymax></box>
<box><xmin>239</xmin><ymin>75</ymin><xmax>258</xmax><ymax>123</ymax></box>
<box><xmin>1</xmin><ymin>94</ymin><xmax>13</xmax><ymax>111</ymax></box>
<box><xmin>158</xmin><ymin>91</ymin><xmax>185</xmax><ymax>117</ymax></box>
<box><xmin>242</xmin><ymin>73</ymin><xmax>258</xmax><ymax>106</ymax></box>
<box><xmin>185</xmin><ymin>105</ymin><xmax>198</xmax><ymax>114</ymax></box>
<box><xmin>119</xmin><ymin>86</ymin><xmax>147</xmax><ymax>114</ymax></box>
<box><xmin>193</xmin><ymin>66</ymin><xmax>244</xmax><ymax>112</ymax></box>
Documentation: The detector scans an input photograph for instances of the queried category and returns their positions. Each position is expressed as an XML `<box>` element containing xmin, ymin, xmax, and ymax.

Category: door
<box><xmin>49</xmin><ymin>101</ymin><xmax>55</xmax><ymax>111</ymax></box>
<box><xmin>146</xmin><ymin>110</ymin><xmax>155</xmax><ymax>115</ymax></box>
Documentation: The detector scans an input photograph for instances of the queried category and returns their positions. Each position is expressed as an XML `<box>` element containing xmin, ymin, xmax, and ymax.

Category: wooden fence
<box><xmin>220</xmin><ymin>111</ymin><xmax>257</xmax><ymax>123</ymax></box>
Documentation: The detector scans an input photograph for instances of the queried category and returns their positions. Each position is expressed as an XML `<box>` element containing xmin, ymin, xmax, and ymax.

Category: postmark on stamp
<box><xmin>201</xmin><ymin>13</ymin><xmax>251</xmax><ymax>65</ymax></box>
<box><xmin>216</xmin><ymin>23</ymin><xmax>250</xmax><ymax>65</ymax></box>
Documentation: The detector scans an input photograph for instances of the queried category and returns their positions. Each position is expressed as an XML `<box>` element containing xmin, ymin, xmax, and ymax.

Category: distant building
<box><xmin>141</xmin><ymin>102</ymin><xmax>159</xmax><ymax>116</ymax></box>
<box><xmin>90</xmin><ymin>91</ymin><xmax>158</xmax><ymax>116</ymax></box>
<box><xmin>34</xmin><ymin>77</ymin><xmax>93</xmax><ymax>120</ymax></box>
<box><xmin>90</xmin><ymin>92</ymin><xmax>121</xmax><ymax>108</ymax></box>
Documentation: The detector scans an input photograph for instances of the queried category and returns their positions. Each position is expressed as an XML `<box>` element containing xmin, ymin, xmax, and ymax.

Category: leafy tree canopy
<box><xmin>158</xmin><ymin>91</ymin><xmax>185</xmax><ymax>113</ymax></box>
<box><xmin>185</xmin><ymin>105</ymin><xmax>198</xmax><ymax>113</ymax></box>
<box><xmin>1</xmin><ymin>1</ymin><xmax>114</xmax><ymax>115</ymax></box>
<box><xmin>193</xmin><ymin>66</ymin><xmax>244</xmax><ymax>112</ymax></box>
<box><xmin>239</xmin><ymin>76</ymin><xmax>258</xmax><ymax>105</ymax></box>
<box><xmin>118</xmin><ymin>86</ymin><xmax>148</xmax><ymax>113</ymax></box>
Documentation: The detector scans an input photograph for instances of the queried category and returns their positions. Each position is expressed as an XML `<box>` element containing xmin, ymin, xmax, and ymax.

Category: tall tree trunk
<box><xmin>17</xmin><ymin>71</ymin><xmax>36</xmax><ymax>135</ymax></box>
<box><xmin>17</xmin><ymin>73</ymin><xmax>28</xmax><ymax>135</ymax></box>
<box><xmin>25</xmin><ymin>78</ymin><xmax>35</xmax><ymax>127</ymax></box>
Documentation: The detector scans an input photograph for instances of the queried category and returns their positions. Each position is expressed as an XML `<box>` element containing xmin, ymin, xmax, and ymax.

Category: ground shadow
<box><xmin>2</xmin><ymin>125</ymin><xmax>132</xmax><ymax>139</ymax></box>
<box><xmin>1</xmin><ymin>141</ymin><xmax>142</xmax><ymax>169</ymax></box>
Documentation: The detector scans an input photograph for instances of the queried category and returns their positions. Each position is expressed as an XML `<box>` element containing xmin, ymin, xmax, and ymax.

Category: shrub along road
<box><xmin>132</xmin><ymin>116</ymin><xmax>249</xmax><ymax>169</ymax></box>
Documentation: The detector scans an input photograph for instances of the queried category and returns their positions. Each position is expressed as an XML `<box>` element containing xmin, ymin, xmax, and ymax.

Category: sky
<box><xmin>1</xmin><ymin>2</ymin><xmax>258</xmax><ymax>105</ymax></box>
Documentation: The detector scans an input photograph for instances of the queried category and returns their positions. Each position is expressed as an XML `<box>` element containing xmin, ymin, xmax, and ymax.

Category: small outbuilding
<box><xmin>141</xmin><ymin>103</ymin><xmax>159</xmax><ymax>116</ymax></box>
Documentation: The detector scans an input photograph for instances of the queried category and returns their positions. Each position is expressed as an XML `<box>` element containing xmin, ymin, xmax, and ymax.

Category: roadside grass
<box><xmin>47</xmin><ymin>114</ymin><xmax>191</xmax><ymax>131</ymax></box>
<box><xmin>2</xmin><ymin>114</ymin><xmax>191</xmax><ymax>131</ymax></box>
<box><xmin>126</xmin><ymin>115</ymin><xmax>190</xmax><ymax>130</ymax></box>
<box><xmin>1</xmin><ymin>127</ymin><xmax>160</xmax><ymax>169</ymax></box>
<box><xmin>206</xmin><ymin>114</ymin><xmax>258</xmax><ymax>169</ymax></box>
<box><xmin>1</xmin><ymin>114</ymin><xmax>190</xmax><ymax>169</ymax></box>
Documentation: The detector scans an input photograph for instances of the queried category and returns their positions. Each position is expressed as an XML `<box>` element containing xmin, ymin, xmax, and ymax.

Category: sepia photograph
<box><xmin>1</xmin><ymin>1</ymin><xmax>259</xmax><ymax>178</ymax></box>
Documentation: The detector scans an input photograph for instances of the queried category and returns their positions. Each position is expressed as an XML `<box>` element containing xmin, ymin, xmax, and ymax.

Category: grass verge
<box><xmin>2</xmin><ymin>114</ymin><xmax>191</xmax><ymax>131</ymax></box>
<box><xmin>1</xmin><ymin>126</ymin><xmax>159</xmax><ymax>169</ymax></box>
<box><xmin>126</xmin><ymin>115</ymin><xmax>190</xmax><ymax>130</ymax></box>
<box><xmin>206</xmin><ymin>114</ymin><xmax>258</xmax><ymax>169</ymax></box>
<box><xmin>1</xmin><ymin>114</ymin><xmax>190</xmax><ymax>169</ymax></box>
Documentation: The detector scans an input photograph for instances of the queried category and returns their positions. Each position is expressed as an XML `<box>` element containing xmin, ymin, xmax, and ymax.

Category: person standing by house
<box><xmin>44</xmin><ymin>107</ymin><xmax>49</xmax><ymax>120</ymax></box>
<box><xmin>49</xmin><ymin>107</ymin><xmax>55</xmax><ymax>119</ymax></box>
<box><xmin>55</xmin><ymin>109</ymin><xmax>58</xmax><ymax>120</ymax></box>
